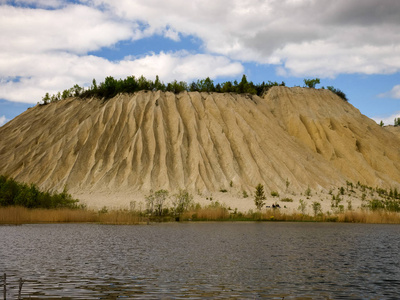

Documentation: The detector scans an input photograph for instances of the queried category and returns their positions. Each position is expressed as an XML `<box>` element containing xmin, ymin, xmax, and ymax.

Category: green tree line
<box><xmin>0</xmin><ymin>175</ymin><xmax>83</xmax><ymax>209</ymax></box>
<box><xmin>41</xmin><ymin>75</ymin><xmax>348</xmax><ymax>104</ymax></box>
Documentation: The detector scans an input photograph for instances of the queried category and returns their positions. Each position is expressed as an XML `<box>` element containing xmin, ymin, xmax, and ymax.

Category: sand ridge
<box><xmin>1</xmin><ymin>87</ymin><xmax>399</xmax><ymax>210</ymax></box>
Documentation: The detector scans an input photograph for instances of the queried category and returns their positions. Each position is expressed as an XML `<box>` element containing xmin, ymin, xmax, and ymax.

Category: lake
<box><xmin>1</xmin><ymin>222</ymin><xmax>400</xmax><ymax>299</ymax></box>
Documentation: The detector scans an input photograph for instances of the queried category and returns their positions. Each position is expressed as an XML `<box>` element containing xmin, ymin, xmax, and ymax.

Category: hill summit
<box><xmin>1</xmin><ymin>87</ymin><xmax>399</xmax><ymax>208</ymax></box>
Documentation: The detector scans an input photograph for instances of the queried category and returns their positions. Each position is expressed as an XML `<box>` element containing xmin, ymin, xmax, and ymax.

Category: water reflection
<box><xmin>1</xmin><ymin>222</ymin><xmax>399</xmax><ymax>299</ymax></box>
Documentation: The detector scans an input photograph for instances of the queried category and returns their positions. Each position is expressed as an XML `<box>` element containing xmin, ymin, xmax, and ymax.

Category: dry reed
<box><xmin>0</xmin><ymin>206</ymin><xmax>147</xmax><ymax>225</ymax></box>
<box><xmin>181</xmin><ymin>207</ymin><xmax>400</xmax><ymax>223</ymax></box>
<box><xmin>336</xmin><ymin>210</ymin><xmax>400</xmax><ymax>224</ymax></box>
<box><xmin>1</xmin><ymin>206</ymin><xmax>399</xmax><ymax>224</ymax></box>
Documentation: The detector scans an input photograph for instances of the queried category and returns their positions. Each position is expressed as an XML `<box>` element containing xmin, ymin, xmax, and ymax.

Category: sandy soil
<box><xmin>1</xmin><ymin>87</ymin><xmax>399</xmax><ymax>211</ymax></box>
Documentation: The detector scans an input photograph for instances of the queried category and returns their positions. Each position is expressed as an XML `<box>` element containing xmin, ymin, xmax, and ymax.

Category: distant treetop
<box><xmin>40</xmin><ymin>75</ymin><xmax>348</xmax><ymax>104</ymax></box>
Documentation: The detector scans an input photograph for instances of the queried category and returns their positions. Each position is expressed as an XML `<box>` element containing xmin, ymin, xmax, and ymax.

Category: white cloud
<box><xmin>85</xmin><ymin>0</ymin><xmax>400</xmax><ymax>77</ymax></box>
<box><xmin>0</xmin><ymin>51</ymin><xmax>243</xmax><ymax>103</ymax></box>
<box><xmin>0</xmin><ymin>115</ymin><xmax>8</xmax><ymax>126</ymax></box>
<box><xmin>0</xmin><ymin>4</ymin><xmax>135</xmax><ymax>55</ymax></box>
<box><xmin>2</xmin><ymin>0</ymin><xmax>400</xmax><ymax>105</ymax></box>
<box><xmin>378</xmin><ymin>85</ymin><xmax>400</xmax><ymax>99</ymax></box>
<box><xmin>372</xmin><ymin>111</ymin><xmax>400</xmax><ymax>126</ymax></box>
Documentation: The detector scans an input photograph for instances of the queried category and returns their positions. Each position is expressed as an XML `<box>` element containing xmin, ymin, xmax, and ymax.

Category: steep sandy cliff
<box><xmin>1</xmin><ymin>87</ymin><xmax>399</xmax><ymax>207</ymax></box>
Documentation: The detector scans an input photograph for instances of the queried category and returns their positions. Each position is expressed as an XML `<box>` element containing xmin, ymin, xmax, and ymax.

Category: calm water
<box><xmin>1</xmin><ymin>222</ymin><xmax>400</xmax><ymax>299</ymax></box>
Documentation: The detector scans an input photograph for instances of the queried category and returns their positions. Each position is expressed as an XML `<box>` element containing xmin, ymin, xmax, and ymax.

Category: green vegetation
<box><xmin>172</xmin><ymin>189</ymin><xmax>194</xmax><ymax>216</ymax></box>
<box><xmin>40</xmin><ymin>74</ymin><xmax>350</xmax><ymax>105</ymax></box>
<box><xmin>303</xmin><ymin>78</ymin><xmax>320</xmax><ymax>88</ymax></box>
<box><xmin>270</xmin><ymin>191</ymin><xmax>279</xmax><ymax>197</ymax></box>
<box><xmin>254</xmin><ymin>183</ymin><xmax>266</xmax><ymax>210</ymax></box>
<box><xmin>285</xmin><ymin>178</ymin><xmax>290</xmax><ymax>191</ymax></box>
<box><xmin>0</xmin><ymin>175</ymin><xmax>82</xmax><ymax>209</ymax></box>
<box><xmin>327</xmin><ymin>86</ymin><xmax>348</xmax><ymax>102</ymax></box>
<box><xmin>395</xmin><ymin>117</ymin><xmax>400</xmax><ymax>126</ymax></box>
<box><xmin>145</xmin><ymin>189</ymin><xmax>169</xmax><ymax>216</ymax></box>
<box><xmin>311</xmin><ymin>201</ymin><xmax>322</xmax><ymax>217</ymax></box>
<box><xmin>305</xmin><ymin>186</ymin><xmax>312</xmax><ymax>197</ymax></box>
<box><xmin>366</xmin><ymin>199</ymin><xmax>400</xmax><ymax>212</ymax></box>
<box><xmin>281</xmin><ymin>198</ymin><xmax>293</xmax><ymax>202</ymax></box>
<box><xmin>298</xmin><ymin>199</ymin><xmax>307</xmax><ymax>214</ymax></box>
<box><xmin>4</xmin><ymin>175</ymin><xmax>398</xmax><ymax>224</ymax></box>
<box><xmin>41</xmin><ymin>74</ymin><xmax>286</xmax><ymax>103</ymax></box>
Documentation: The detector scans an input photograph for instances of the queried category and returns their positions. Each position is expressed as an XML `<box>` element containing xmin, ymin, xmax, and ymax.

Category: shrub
<box><xmin>254</xmin><ymin>183</ymin><xmax>266</xmax><ymax>210</ymax></box>
<box><xmin>0</xmin><ymin>175</ymin><xmax>81</xmax><ymax>209</ymax></box>
<box><xmin>298</xmin><ymin>199</ymin><xmax>307</xmax><ymax>214</ymax></box>
<box><xmin>311</xmin><ymin>201</ymin><xmax>322</xmax><ymax>217</ymax></box>
<box><xmin>172</xmin><ymin>189</ymin><xmax>193</xmax><ymax>215</ymax></box>
<box><xmin>305</xmin><ymin>186</ymin><xmax>311</xmax><ymax>197</ymax></box>
<box><xmin>271</xmin><ymin>191</ymin><xmax>279</xmax><ymax>197</ymax></box>
<box><xmin>304</xmin><ymin>78</ymin><xmax>320</xmax><ymax>88</ymax></box>
<box><xmin>281</xmin><ymin>198</ymin><xmax>293</xmax><ymax>202</ymax></box>
<box><xmin>327</xmin><ymin>86</ymin><xmax>348</xmax><ymax>101</ymax></box>
<box><xmin>145</xmin><ymin>189</ymin><xmax>169</xmax><ymax>216</ymax></box>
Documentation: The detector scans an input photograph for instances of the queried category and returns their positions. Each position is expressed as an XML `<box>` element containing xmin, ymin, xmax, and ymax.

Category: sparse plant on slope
<box><xmin>311</xmin><ymin>201</ymin><xmax>322</xmax><ymax>217</ymax></box>
<box><xmin>305</xmin><ymin>186</ymin><xmax>312</xmax><ymax>197</ymax></box>
<box><xmin>254</xmin><ymin>183</ymin><xmax>266</xmax><ymax>210</ymax></box>
<box><xmin>327</xmin><ymin>86</ymin><xmax>348</xmax><ymax>101</ymax></box>
<box><xmin>285</xmin><ymin>178</ymin><xmax>290</xmax><ymax>191</ymax></box>
<box><xmin>271</xmin><ymin>191</ymin><xmax>279</xmax><ymax>197</ymax></box>
<box><xmin>42</xmin><ymin>93</ymin><xmax>50</xmax><ymax>105</ymax></box>
<box><xmin>298</xmin><ymin>199</ymin><xmax>307</xmax><ymax>214</ymax></box>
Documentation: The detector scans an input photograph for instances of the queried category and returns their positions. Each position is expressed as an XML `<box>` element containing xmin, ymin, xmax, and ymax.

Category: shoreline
<box><xmin>1</xmin><ymin>206</ymin><xmax>400</xmax><ymax>225</ymax></box>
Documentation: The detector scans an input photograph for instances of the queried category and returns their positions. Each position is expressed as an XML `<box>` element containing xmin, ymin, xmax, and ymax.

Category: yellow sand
<box><xmin>1</xmin><ymin>87</ymin><xmax>399</xmax><ymax>212</ymax></box>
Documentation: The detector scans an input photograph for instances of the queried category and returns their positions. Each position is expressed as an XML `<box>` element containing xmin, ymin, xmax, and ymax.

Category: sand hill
<box><xmin>1</xmin><ymin>87</ymin><xmax>399</xmax><ymax>210</ymax></box>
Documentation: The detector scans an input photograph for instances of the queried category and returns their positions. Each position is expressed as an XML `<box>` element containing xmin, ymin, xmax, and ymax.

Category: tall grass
<box><xmin>0</xmin><ymin>206</ymin><xmax>147</xmax><ymax>225</ymax></box>
<box><xmin>336</xmin><ymin>210</ymin><xmax>400</xmax><ymax>224</ymax></box>
<box><xmin>1</xmin><ymin>206</ymin><xmax>400</xmax><ymax>225</ymax></box>
<box><xmin>181</xmin><ymin>206</ymin><xmax>400</xmax><ymax>224</ymax></box>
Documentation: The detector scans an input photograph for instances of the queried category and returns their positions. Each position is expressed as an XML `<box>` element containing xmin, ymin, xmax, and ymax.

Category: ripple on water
<box><xmin>1</xmin><ymin>222</ymin><xmax>400</xmax><ymax>299</ymax></box>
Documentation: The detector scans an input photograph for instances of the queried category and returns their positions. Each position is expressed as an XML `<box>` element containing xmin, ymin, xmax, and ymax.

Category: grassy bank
<box><xmin>181</xmin><ymin>207</ymin><xmax>400</xmax><ymax>224</ymax></box>
<box><xmin>0</xmin><ymin>206</ymin><xmax>148</xmax><ymax>225</ymax></box>
<box><xmin>2</xmin><ymin>206</ymin><xmax>400</xmax><ymax>225</ymax></box>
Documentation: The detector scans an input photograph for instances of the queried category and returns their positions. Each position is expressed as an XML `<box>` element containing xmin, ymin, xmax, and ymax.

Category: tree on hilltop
<box><xmin>304</xmin><ymin>78</ymin><xmax>320</xmax><ymax>88</ymax></box>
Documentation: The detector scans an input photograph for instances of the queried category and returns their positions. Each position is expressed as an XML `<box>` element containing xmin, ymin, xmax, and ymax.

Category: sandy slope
<box><xmin>1</xmin><ymin>87</ymin><xmax>399</xmax><ymax>211</ymax></box>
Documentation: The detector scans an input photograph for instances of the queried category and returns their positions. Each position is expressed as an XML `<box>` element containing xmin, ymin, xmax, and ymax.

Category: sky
<box><xmin>1</xmin><ymin>0</ymin><xmax>400</xmax><ymax>127</ymax></box>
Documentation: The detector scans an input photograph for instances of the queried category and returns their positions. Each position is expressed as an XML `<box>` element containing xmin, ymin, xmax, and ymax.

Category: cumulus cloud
<box><xmin>0</xmin><ymin>51</ymin><xmax>243</xmax><ymax>103</ymax></box>
<box><xmin>0</xmin><ymin>1</ymin><xmax>243</xmax><ymax>103</ymax></box>
<box><xmin>2</xmin><ymin>0</ymin><xmax>400</xmax><ymax>104</ymax></box>
<box><xmin>0</xmin><ymin>4</ymin><xmax>135</xmax><ymax>54</ymax></box>
<box><xmin>86</xmin><ymin>0</ymin><xmax>400</xmax><ymax>77</ymax></box>
<box><xmin>378</xmin><ymin>85</ymin><xmax>400</xmax><ymax>99</ymax></box>
<box><xmin>0</xmin><ymin>115</ymin><xmax>8</xmax><ymax>126</ymax></box>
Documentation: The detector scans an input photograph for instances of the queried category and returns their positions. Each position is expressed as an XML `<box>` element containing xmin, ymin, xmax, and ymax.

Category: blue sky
<box><xmin>1</xmin><ymin>0</ymin><xmax>400</xmax><ymax>126</ymax></box>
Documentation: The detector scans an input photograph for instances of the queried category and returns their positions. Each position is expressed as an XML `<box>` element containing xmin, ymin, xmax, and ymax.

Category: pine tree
<box><xmin>254</xmin><ymin>183</ymin><xmax>266</xmax><ymax>210</ymax></box>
